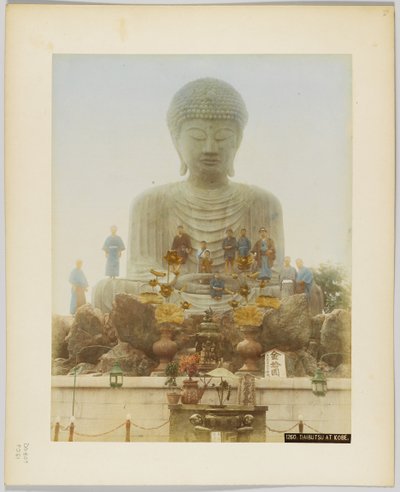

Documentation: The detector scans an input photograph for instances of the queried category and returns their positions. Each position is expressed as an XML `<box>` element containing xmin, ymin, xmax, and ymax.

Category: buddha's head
<box><xmin>167</xmin><ymin>78</ymin><xmax>248</xmax><ymax>182</ymax></box>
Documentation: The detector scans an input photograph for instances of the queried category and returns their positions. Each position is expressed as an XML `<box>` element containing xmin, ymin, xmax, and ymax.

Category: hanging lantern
<box><xmin>311</xmin><ymin>367</ymin><xmax>327</xmax><ymax>396</ymax></box>
<box><xmin>109</xmin><ymin>362</ymin><xmax>123</xmax><ymax>388</ymax></box>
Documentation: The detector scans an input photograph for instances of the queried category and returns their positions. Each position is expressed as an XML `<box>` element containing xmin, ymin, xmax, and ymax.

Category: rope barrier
<box><xmin>266</xmin><ymin>423</ymin><xmax>298</xmax><ymax>434</ymax></box>
<box><xmin>130</xmin><ymin>419</ymin><xmax>170</xmax><ymax>430</ymax></box>
<box><xmin>304</xmin><ymin>422</ymin><xmax>322</xmax><ymax>433</ymax></box>
<box><xmin>54</xmin><ymin>418</ymin><xmax>319</xmax><ymax>439</ymax></box>
<box><xmin>56</xmin><ymin>418</ymin><xmax>170</xmax><ymax>438</ymax></box>
<box><xmin>73</xmin><ymin>422</ymin><xmax>126</xmax><ymax>438</ymax></box>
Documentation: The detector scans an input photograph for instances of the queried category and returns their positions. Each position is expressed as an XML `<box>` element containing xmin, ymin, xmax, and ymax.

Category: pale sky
<box><xmin>52</xmin><ymin>54</ymin><xmax>352</xmax><ymax>314</ymax></box>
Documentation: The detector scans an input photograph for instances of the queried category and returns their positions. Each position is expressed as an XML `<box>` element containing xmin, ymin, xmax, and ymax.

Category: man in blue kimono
<box><xmin>210</xmin><ymin>272</ymin><xmax>225</xmax><ymax>300</ymax></box>
<box><xmin>69</xmin><ymin>259</ymin><xmax>88</xmax><ymax>314</ymax></box>
<box><xmin>237</xmin><ymin>228</ymin><xmax>251</xmax><ymax>257</ymax></box>
<box><xmin>103</xmin><ymin>225</ymin><xmax>126</xmax><ymax>278</ymax></box>
<box><xmin>295</xmin><ymin>258</ymin><xmax>314</xmax><ymax>297</ymax></box>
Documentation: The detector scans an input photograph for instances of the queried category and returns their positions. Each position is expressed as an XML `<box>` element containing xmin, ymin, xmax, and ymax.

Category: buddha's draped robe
<box><xmin>127</xmin><ymin>181</ymin><xmax>284</xmax><ymax>278</ymax></box>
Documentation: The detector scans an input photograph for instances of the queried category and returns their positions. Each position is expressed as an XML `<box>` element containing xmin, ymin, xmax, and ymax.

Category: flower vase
<box><xmin>152</xmin><ymin>324</ymin><xmax>177</xmax><ymax>375</ymax></box>
<box><xmin>181</xmin><ymin>379</ymin><xmax>203</xmax><ymax>404</ymax></box>
<box><xmin>236</xmin><ymin>325</ymin><xmax>262</xmax><ymax>375</ymax></box>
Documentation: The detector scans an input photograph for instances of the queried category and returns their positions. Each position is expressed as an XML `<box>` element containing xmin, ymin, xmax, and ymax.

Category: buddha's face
<box><xmin>176</xmin><ymin>119</ymin><xmax>240</xmax><ymax>180</ymax></box>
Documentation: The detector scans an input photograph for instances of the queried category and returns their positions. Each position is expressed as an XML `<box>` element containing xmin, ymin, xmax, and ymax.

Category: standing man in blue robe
<box><xmin>103</xmin><ymin>225</ymin><xmax>126</xmax><ymax>278</ymax></box>
<box><xmin>295</xmin><ymin>258</ymin><xmax>314</xmax><ymax>297</ymax></box>
<box><xmin>237</xmin><ymin>228</ymin><xmax>251</xmax><ymax>257</ymax></box>
<box><xmin>69</xmin><ymin>259</ymin><xmax>88</xmax><ymax>314</ymax></box>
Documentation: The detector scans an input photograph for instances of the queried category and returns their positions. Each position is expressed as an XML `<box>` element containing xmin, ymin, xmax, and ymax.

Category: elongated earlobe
<box><xmin>180</xmin><ymin>161</ymin><xmax>188</xmax><ymax>176</ymax></box>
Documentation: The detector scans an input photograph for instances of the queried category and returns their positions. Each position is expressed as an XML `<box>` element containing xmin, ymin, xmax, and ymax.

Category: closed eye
<box><xmin>214</xmin><ymin>129</ymin><xmax>235</xmax><ymax>141</ymax></box>
<box><xmin>186</xmin><ymin>128</ymin><xmax>207</xmax><ymax>140</ymax></box>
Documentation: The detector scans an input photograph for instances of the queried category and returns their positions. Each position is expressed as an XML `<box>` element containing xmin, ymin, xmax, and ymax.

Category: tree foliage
<box><xmin>312</xmin><ymin>263</ymin><xmax>351</xmax><ymax>313</ymax></box>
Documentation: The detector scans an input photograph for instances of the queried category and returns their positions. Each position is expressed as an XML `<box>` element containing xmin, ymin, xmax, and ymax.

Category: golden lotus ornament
<box><xmin>150</xmin><ymin>268</ymin><xmax>166</xmax><ymax>278</ymax></box>
<box><xmin>159</xmin><ymin>283</ymin><xmax>174</xmax><ymax>299</ymax></box>
<box><xmin>164</xmin><ymin>250</ymin><xmax>182</xmax><ymax>266</ymax></box>
<box><xmin>148</xmin><ymin>278</ymin><xmax>159</xmax><ymax>288</ymax></box>
<box><xmin>236</xmin><ymin>254</ymin><xmax>254</xmax><ymax>271</ymax></box>
<box><xmin>228</xmin><ymin>299</ymin><xmax>240</xmax><ymax>309</ymax></box>
<box><xmin>180</xmin><ymin>301</ymin><xmax>191</xmax><ymax>310</ymax></box>
<box><xmin>234</xmin><ymin>305</ymin><xmax>264</xmax><ymax>327</ymax></box>
<box><xmin>138</xmin><ymin>292</ymin><xmax>164</xmax><ymax>304</ymax></box>
<box><xmin>256</xmin><ymin>295</ymin><xmax>281</xmax><ymax>309</ymax></box>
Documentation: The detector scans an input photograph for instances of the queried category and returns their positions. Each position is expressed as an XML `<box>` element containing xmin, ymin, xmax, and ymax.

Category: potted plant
<box><xmin>179</xmin><ymin>353</ymin><xmax>204</xmax><ymax>404</ymax></box>
<box><xmin>164</xmin><ymin>360</ymin><xmax>181</xmax><ymax>405</ymax></box>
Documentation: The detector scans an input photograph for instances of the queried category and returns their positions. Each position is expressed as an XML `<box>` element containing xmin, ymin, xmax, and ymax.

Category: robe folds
<box><xmin>127</xmin><ymin>180</ymin><xmax>284</xmax><ymax>278</ymax></box>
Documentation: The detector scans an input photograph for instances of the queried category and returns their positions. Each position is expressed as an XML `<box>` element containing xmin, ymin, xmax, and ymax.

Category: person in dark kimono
<box><xmin>69</xmin><ymin>259</ymin><xmax>88</xmax><ymax>314</ymax></box>
<box><xmin>210</xmin><ymin>272</ymin><xmax>225</xmax><ymax>300</ymax></box>
<box><xmin>103</xmin><ymin>225</ymin><xmax>125</xmax><ymax>278</ymax></box>
<box><xmin>171</xmin><ymin>225</ymin><xmax>192</xmax><ymax>273</ymax></box>
<box><xmin>237</xmin><ymin>228</ymin><xmax>251</xmax><ymax>257</ymax></box>
<box><xmin>251</xmin><ymin>228</ymin><xmax>276</xmax><ymax>280</ymax></box>
<box><xmin>222</xmin><ymin>228</ymin><xmax>236</xmax><ymax>274</ymax></box>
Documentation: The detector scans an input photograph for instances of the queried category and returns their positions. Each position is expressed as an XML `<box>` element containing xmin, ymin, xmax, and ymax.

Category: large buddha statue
<box><xmin>127</xmin><ymin>78</ymin><xmax>284</xmax><ymax>279</ymax></box>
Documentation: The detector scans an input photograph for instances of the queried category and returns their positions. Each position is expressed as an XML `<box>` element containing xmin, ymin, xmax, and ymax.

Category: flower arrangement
<box><xmin>155</xmin><ymin>303</ymin><xmax>184</xmax><ymax>325</ymax></box>
<box><xmin>234</xmin><ymin>305</ymin><xmax>264</xmax><ymax>327</ymax></box>
<box><xmin>179</xmin><ymin>353</ymin><xmax>200</xmax><ymax>380</ymax></box>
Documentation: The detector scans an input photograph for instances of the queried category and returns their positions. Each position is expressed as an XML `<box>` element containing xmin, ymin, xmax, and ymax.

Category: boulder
<box><xmin>97</xmin><ymin>341</ymin><xmax>157</xmax><ymax>376</ymax></box>
<box><xmin>309</xmin><ymin>283</ymin><xmax>324</xmax><ymax>315</ymax></box>
<box><xmin>66</xmin><ymin>304</ymin><xmax>106</xmax><ymax>359</ymax></box>
<box><xmin>68</xmin><ymin>362</ymin><xmax>98</xmax><ymax>375</ymax></box>
<box><xmin>284</xmin><ymin>349</ymin><xmax>318</xmax><ymax>377</ymax></box>
<box><xmin>320</xmin><ymin>309</ymin><xmax>351</xmax><ymax>374</ymax></box>
<box><xmin>52</xmin><ymin>314</ymin><xmax>73</xmax><ymax>359</ymax></box>
<box><xmin>52</xmin><ymin>357</ymin><xmax>75</xmax><ymax>376</ymax></box>
<box><xmin>109</xmin><ymin>294</ymin><xmax>159</xmax><ymax>357</ymax></box>
<box><xmin>260</xmin><ymin>294</ymin><xmax>312</xmax><ymax>352</ymax></box>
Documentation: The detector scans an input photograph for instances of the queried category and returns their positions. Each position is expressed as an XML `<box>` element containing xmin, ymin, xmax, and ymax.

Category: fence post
<box><xmin>125</xmin><ymin>414</ymin><xmax>131</xmax><ymax>442</ymax></box>
<box><xmin>68</xmin><ymin>416</ymin><xmax>75</xmax><ymax>442</ymax></box>
<box><xmin>298</xmin><ymin>415</ymin><xmax>304</xmax><ymax>433</ymax></box>
<box><xmin>53</xmin><ymin>416</ymin><xmax>60</xmax><ymax>442</ymax></box>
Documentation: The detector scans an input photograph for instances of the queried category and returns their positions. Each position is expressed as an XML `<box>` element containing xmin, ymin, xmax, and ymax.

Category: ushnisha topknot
<box><xmin>167</xmin><ymin>77</ymin><xmax>248</xmax><ymax>140</ymax></box>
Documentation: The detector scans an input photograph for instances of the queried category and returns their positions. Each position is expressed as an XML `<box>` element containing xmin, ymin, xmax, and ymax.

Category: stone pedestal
<box><xmin>168</xmin><ymin>404</ymin><xmax>268</xmax><ymax>442</ymax></box>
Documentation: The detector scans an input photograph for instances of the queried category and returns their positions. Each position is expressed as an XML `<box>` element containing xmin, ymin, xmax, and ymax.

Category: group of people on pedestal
<box><xmin>170</xmin><ymin>225</ymin><xmax>276</xmax><ymax>280</ymax></box>
<box><xmin>169</xmin><ymin>224</ymin><xmax>314</xmax><ymax>301</ymax></box>
<box><xmin>69</xmin><ymin>225</ymin><xmax>126</xmax><ymax>314</ymax></box>
<box><xmin>279</xmin><ymin>256</ymin><xmax>314</xmax><ymax>297</ymax></box>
